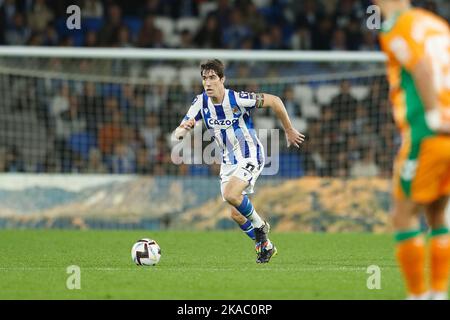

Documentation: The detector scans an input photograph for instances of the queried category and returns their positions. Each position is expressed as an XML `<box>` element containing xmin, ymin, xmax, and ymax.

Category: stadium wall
<box><xmin>0</xmin><ymin>173</ymin><xmax>398</xmax><ymax>232</ymax></box>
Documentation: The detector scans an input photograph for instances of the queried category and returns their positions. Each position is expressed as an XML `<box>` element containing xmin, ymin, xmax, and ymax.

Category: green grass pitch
<box><xmin>0</xmin><ymin>230</ymin><xmax>418</xmax><ymax>299</ymax></box>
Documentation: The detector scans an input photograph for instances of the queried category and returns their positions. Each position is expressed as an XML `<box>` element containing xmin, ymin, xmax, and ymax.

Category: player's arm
<box><xmin>413</xmin><ymin>58</ymin><xmax>450</xmax><ymax>132</ymax></box>
<box><xmin>173</xmin><ymin>96</ymin><xmax>202</xmax><ymax>140</ymax></box>
<box><xmin>412</xmin><ymin>57</ymin><xmax>437</xmax><ymax>112</ymax></box>
<box><xmin>174</xmin><ymin>118</ymin><xmax>196</xmax><ymax>140</ymax></box>
<box><xmin>260</xmin><ymin>93</ymin><xmax>305</xmax><ymax>148</ymax></box>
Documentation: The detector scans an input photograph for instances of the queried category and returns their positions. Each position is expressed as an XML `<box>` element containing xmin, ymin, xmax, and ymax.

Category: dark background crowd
<box><xmin>0</xmin><ymin>0</ymin><xmax>446</xmax><ymax>178</ymax></box>
<box><xmin>0</xmin><ymin>0</ymin><xmax>447</xmax><ymax>50</ymax></box>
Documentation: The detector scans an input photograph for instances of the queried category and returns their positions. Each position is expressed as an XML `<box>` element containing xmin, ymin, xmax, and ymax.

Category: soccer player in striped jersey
<box><xmin>376</xmin><ymin>0</ymin><xmax>450</xmax><ymax>299</ymax></box>
<box><xmin>174</xmin><ymin>59</ymin><xmax>305</xmax><ymax>263</ymax></box>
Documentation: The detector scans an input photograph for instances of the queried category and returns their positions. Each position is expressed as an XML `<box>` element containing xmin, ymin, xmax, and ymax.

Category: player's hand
<box><xmin>285</xmin><ymin>127</ymin><xmax>305</xmax><ymax>148</ymax></box>
<box><xmin>181</xmin><ymin>118</ymin><xmax>195</xmax><ymax>130</ymax></box>
<box><xmin>174</xmin><ymin>119</ymin><xmax>196</xmax><ymax>140</ymax></box>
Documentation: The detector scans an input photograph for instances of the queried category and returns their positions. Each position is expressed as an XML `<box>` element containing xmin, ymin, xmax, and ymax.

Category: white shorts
<box><xmin>220</xmin><ymin>159</ymin><xmax>264</xmax><ymax>201</ymax></box>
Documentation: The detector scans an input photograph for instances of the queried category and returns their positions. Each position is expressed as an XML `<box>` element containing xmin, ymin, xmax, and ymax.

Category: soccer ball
<box><xmin>131</xmin><ymin>238</ymin><xmax>161</xmax><ymax>266</ymax></box>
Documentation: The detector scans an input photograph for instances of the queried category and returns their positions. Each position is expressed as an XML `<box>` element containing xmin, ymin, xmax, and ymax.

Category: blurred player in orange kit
<box><xmin>375</xmin><ymin>0</ymin><xmax>450</xmax><ymax>299</ymax></box>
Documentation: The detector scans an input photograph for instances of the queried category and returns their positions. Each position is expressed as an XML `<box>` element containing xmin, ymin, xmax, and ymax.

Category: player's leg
<box><xmin>412</xmin><ymin>137</ymin><xmax>450</xmax><ymax>299</ymax></box>
<box><xmin>392</xmin><ymin>198</ymin><xmax>428</xmax><ymax>299</ymax></box>
<box><xmin>223</xmin><ymin>176</ymin><xmax>276</xmax><ymax>263</ymax></box>
<box><xmin>425</xmin><ymin>196</ymin><xmax>450</xmax><ymax>300</ymax></box>
<box><xmin>223</xmin><ymin>176</ymin><xmax>264</xmax><ymax>228</ymax></box>
<box><xmin>230</xmin><ymin>206</ymin><xmax>255</xmax><ymax>241</ymax></box>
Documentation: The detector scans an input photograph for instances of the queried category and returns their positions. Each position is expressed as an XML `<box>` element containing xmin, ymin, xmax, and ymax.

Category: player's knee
<box><xmin>391</xmin><ymin>202</ymin><xmax>421</xmax><ymax>230</ymax></box>
<box><xmin>222</xmin><ymin>189</ymin><xmax>241</xmax><ymax>206</ymax></box>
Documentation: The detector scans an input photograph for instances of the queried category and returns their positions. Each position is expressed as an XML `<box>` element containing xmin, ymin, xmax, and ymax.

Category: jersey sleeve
<box><xmin>234</xmin><ymin>91</ymin><xmax>264</xmax><ymax>110</ymax></box>
<box><xmin>181</xmin><ymin>95</ymin><xmax>203</xmax><ymax>124</ymax></box>
<box><xmin>383</xmin><ymin>16</ymin><xmax>426</xmax><ymax>71</ymax></box>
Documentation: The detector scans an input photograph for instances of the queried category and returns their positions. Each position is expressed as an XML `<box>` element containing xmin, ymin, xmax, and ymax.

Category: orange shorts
<box><xmin>393</xmin><ymin>135</ymin><xmax>450</xmax><ymax>204</ymax></box>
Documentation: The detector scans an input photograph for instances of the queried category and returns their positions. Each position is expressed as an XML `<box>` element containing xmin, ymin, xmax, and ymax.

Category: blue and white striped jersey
<box><xmin>182</xmin><ymin>89</ymin><xmax>265</xmax><ymax>165</ymax></box>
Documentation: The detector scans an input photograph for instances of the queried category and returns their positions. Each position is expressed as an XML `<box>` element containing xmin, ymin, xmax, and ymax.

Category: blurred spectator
<box><xmin>98</xmin><ymin>4</ymin><xmax>122</xmax><ymax>46</ymax></box>
<box><xmin>50</xmin><ymin>84</ymin><xmax>70</xmax><ymax>119</ymax></box>
<box><xmin>351</xmin><ymin>104</ymin><xmax>370</xmax><ymax>136</ymax></box>
<box><xmin>84</xmin><ymin>30</ymin><xmax>98</xmax><ymax>47</ymax></box>
<box><xmin>145</xmin><ymin>83</ymin><xmax>167</xmax><ymax>114</ymax></box>
<box><xmin>43</xmin><ymin>24</ymin><xmax>59</xmax><ymax>46</ymax></box>
<box><xmin>194</xmin><ymin>14</ymin><xmax>222</xmax><ymax>49</ymax></box>
<box><xmin>127</xmin><ymin>93</ymin><xmax>147</xmax><ymax>129</ymax></box>
<box><xmin>311</xmin><ymin>16</ymin><xmax>333</xmax><ymax>50</ymax></box>
<box><xmin>0</xmin><ymin>147</ymin><xmax>7</xmax><ymax>172</ymax></box>
<box><xmin>243</xmin><ymin>1</ymin><xmax>266</xmax><ymax>36</ymax></box>
<box><xmin>139</xmin><ymin>0</ymin><xmax>164</xmax><ymax>18</ymax></box>
<box><xmin>359</xmin><ymin>31</ymin><xmax>379</xmax><ymax>51</ymax></box>
<box><xmin>283</xmin><ymin>86</ymin><xmax>301</xmax><ymax>117</ymax></box>
<box><xmin>81</xmin><ymin>0</ymin><xmax>104</xmax><ymax>18</ymax></box>
<box><xmin>55</xmin><ymin>96</ymin><xmax>87</xmax><ymax>141</ymax></box>
<box><xmin>107</xmin><ymin>141</ymin><xmax>136</xmax><ymax>173</ymax></box>
<box><xmin>295</xmin><ymin>0</ymin><xmax>322</xmax><ymax>32</ymax></box>
<box><xmin>5</xmin><ymin>13</ymin><xmax>31</xmax><ymax>45</ymax></box>
<box><xmin>80</xmin><ymin>82</ymin><xmax>103</xmax><ymax>135</ymax></box>
<box><xmin>27</xmin><ymin>0</ymin><xmax>54</xmax><ymax>33</ymax></box>
<box><xmin>1</xmin><ymin>0</ymin><xmax>19</xmax><ymax>31</ymax></box>
<box><xmin>331</xmin><ymin>29</ymin><xmax>347</xmax><ymax>51</ymax></box>
<box><xmin>179</xmin><ymin>29</ymin><xmax>194</xmax><ymax>49</ymax></box>
<box><xmin>222</xmin><ymin>8</ymin><xmax>252</xmax><ymax>49</ymax></box>
<box><xmin>3</xmin><ymin>145</ymin><xmax>24</xmax><ymax>172</ymax></box>
<box><xmin>290</xmin><ymin>27</ymin><xmax>311</xmax><ymax>50</ymax></box>
<box><xmin>151</xmin><ymin>134</ymin><xmax>172</xmax><ymax>175</ymax></box>
<box><xmin>70</xmin><ymin>153</ymin><xmax>86</xmax><ymax>173</ymax></box>
<box><xmin>175</xmin><ymin>0</ymin><xmax>198</xmax><ymax>18</ymax></box>
<box><xmin>103</xmin><ymin>96</ymin><xmax>120</xmax><ymax>122</ymax></box>
<box><xmin>135</xmin><ymin>147</ymin><xmax>153</xmax><ymax>174</ymax></box>
<box><xmin>346</xmin><ymin>18</ymin><xmax>363</xmax><ymax>50</ymax></box>
<box><xmin>0</xmin><ymin>0</ymin><xmax>448</xmax><ymax>50</ymax></box>
<box><xmin>58</xmin><ymin>35</ymin><xmax>74</xmax><ymax>46</ymax></box>
<box><xmin>213</xmin><ymin>0</ymin><xmax>232</xmax><ymax>27</ymax></box>
<box><xmin>334</xmin><ymin>0</ymin><xmax>359</xmax><ymax>29</ymax></box>
<box><xmin>119</xmin><ymin>84</ymin><xmax>136</xmax><ymax>111</ymax></box>
<box><xmin>84</xmin><ymin>147</ymin><xmax>108</xmax><ymax>173</ymax></box>
<box><xmin>269</xmin><ymin>25</ymin><xmax>288</xmax><ymax>50</ymax></box>
<box><xmin>364</xmin><ymin>80</ymin><xmax>389</xmax><ymax>132</ymax></box>
<box><xmin>140</xmin><ymin>112</ymin><xmax>161</xmax><ymax>151</ymax></box>
<box><xmin>257</xmin><ymin>29</ymin><xmax>272</xmax><ymax>50</ymax></box>
<box><xmin>3</xmin><ymin>0</ymin><xmax>448</xmax><ymax>178</ymax></box>
<box><xmin>329</xmin><ymin>80</ymin><xmax>358</xmax><ymax>121</ymax></box>
<box><xmin>149</xmin><ymin>28</ymin><xmax>166</xmax><ymax>48</ymax></box>
<box><xmin>116</xmin><ymin>26</ymin><xmax>132</xmax><ymax>47</ymax></box>
<box><xmin>137</xmin><ymin>15</ymin><xmax>161</xmax><ymax>47</ymax></box>
<box><xmin>350</xmin><ymin>149</ymin><xmax>380</xmax><ymax>177</ymax></box>
<box><xmin>98</xmin><ymin>109</ymin><xmax>123</xmax><ymax>155</ymax></box>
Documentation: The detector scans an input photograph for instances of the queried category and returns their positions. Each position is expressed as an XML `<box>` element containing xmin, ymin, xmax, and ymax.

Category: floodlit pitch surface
<box><xmin>0</xmin><ymin>230</ymin><xmax>415</xmax><ymax>299</ymax></box>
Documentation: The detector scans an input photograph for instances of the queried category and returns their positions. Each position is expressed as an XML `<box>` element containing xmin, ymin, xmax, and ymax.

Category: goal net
<box><xmin>0</xmin><ymin>48</ymin><xmax>402</xmax><ymax>230</ymax></box>
<box><xmin>0</xmin><ymin>48</ymin><xmax>392</xmax><ymax>178</ymax></box>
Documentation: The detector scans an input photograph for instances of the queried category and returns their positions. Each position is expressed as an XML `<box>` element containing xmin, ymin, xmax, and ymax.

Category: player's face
<box><xmin>202</xmin><ymin>69</ymin><xmax>225</xmax><ymax>98</ymax></box>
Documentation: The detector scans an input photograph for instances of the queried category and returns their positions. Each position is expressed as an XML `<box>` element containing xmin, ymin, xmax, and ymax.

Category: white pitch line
<box><xmin>0</xmin><ymin>266</ymin><xmax>381</xmax><ymax>272</ymax></box>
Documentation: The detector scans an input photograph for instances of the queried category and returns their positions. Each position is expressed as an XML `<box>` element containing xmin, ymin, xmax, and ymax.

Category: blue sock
<box><xmin>235</xmin><ymin>195</ymin><xmax>263</xmax><ymax>228</ymax></box>
<box><xmin>236</xmin><ymin>195</ymin><xmax>254</xmax><ymax>218</ymax></box>
<box><xmin>239</xmin><ymin>220</ymin><xmax>256</xmax><ymax>240</ymax></box>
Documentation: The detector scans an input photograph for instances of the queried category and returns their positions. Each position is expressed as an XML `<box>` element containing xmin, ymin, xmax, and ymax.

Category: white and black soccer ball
<box><xmin>131</xmin><ymin>238</ymin><xmax>161</xmax><ymax>266</ymax></box>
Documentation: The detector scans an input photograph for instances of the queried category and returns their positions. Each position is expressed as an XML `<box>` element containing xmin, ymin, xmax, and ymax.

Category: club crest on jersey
<box><xmin>232</xmin><ymin>106</ymin><xmax>242</xmax><ymax>118</ymax></box>
<box><xmin>207</xmin><ymin>118</ymin><xmax>239</xmax><ymax>128</ymax></box>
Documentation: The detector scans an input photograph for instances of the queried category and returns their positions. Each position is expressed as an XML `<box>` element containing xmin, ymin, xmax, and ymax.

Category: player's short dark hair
<box><xmin>200</xmin><ymin>59</ymin><xmax>224</xmax><ymax>79</ymax></box>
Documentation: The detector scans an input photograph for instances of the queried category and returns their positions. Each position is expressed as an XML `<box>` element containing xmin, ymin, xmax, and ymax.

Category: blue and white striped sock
<box><xmin>235</xmin><ymin>195</ymin><xmax>264</xmax><ymax>228</ymax></box>
<box><xmin>239</xmin><ymin>220</ymin><xmax>256</xmax><ymax>240</ymax></box>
